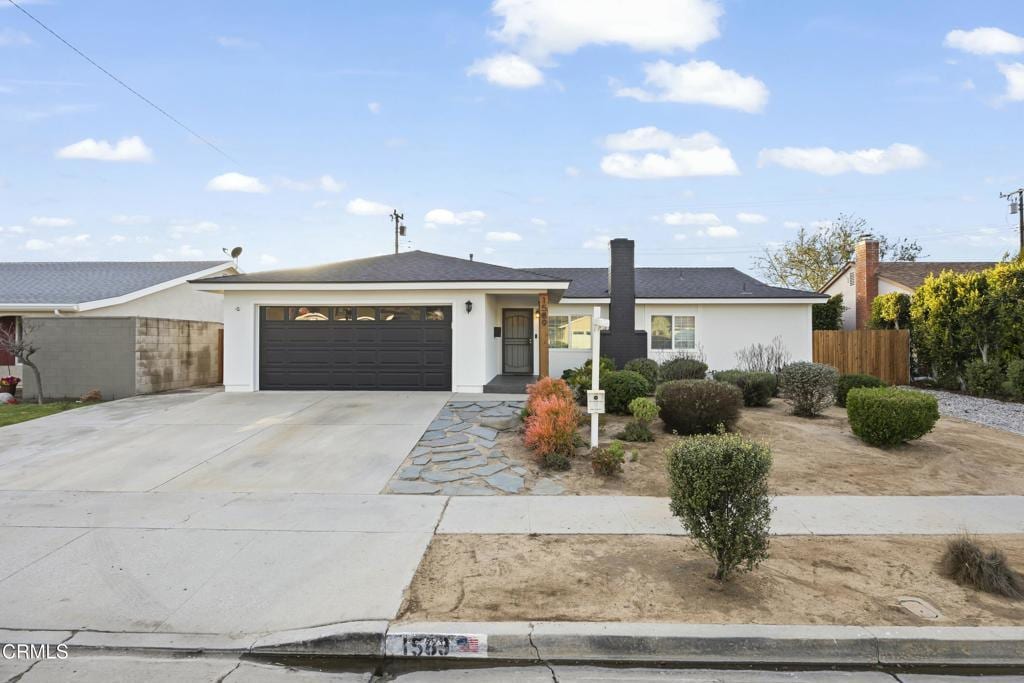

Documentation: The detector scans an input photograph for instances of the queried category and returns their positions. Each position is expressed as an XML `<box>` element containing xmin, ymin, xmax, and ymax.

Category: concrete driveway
<box><xmin>0</xmin><ymin>390</ymin><xmax>450</xmax><ymax>636</ymax></box>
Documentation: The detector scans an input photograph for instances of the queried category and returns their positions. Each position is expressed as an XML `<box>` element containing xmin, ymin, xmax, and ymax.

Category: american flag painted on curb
<box><xmin>384</xmin><ymin>633</ymin><xmax>488</xmax><ymax>658</ymax></box>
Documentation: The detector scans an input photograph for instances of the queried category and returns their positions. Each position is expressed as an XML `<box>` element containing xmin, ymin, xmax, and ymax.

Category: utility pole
<box><xmin>1001</xmin><ymin>188</ymin><xmax>1024</xmax><ymax>257</ymax></box>
<box><xmin>389</xmin><ymin>209</ymin><xmax>406</xmax><ymax>254</ymax></box>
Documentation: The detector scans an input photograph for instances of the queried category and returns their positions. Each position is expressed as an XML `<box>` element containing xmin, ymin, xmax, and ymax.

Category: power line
<box><xmin>6</xmin><ymin>0</ymin><xmax>235</xmax><ymax>163</ymax></box>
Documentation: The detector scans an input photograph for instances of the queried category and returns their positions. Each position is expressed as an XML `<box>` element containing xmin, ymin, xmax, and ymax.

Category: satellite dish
<box><xmin>223</xmin><ymin>246</ymin><xmax>243</xmax><ymax>259</ymax></box>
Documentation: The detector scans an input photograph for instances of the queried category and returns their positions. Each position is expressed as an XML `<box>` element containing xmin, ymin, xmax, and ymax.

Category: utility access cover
<box><xmin>897</xmin><ymin>596</ymin><xmax>942</xmax><ymax>620</ymax></box>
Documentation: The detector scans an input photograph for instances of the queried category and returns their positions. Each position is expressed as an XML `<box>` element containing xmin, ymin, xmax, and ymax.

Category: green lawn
<box><xmin>0</xmin><ymin>402</ymin><xmax>78</xmax><ymax>427</ymax></box>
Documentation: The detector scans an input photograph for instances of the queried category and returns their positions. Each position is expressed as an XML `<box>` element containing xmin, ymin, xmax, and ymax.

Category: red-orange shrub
<box><xmin>523</xmin><ymin>394</ymin><xmax>579</xmax><ymax>459</ymax></box>
<box><xmin>526</xmin><ymin>376</ymin><xmax>574</xmax><ymax>413</ymax></box>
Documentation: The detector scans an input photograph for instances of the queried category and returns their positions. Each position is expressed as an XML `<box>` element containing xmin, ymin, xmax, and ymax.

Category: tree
<box><xmin>754</xmin><ymin>213</ymin><xmax>924</xmax><ymax>291</ymax></box>
<box><xmin>869</xmin><ymin>292</ymin><xmax>911</xmax><ymax>330</ymax></box>
<box><xmin>812</xmin><ymin>293</ymin><xmax>845</xmax><ymax>330</ymax></box>
<box><xmin>0</xmin><ymin>321</ymin><xmax>43</xmax><ymax>405</ymax></box>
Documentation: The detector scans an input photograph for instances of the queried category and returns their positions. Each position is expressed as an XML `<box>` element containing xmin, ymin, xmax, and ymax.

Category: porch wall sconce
<box><xmin>464</xmin><ymin>300</ymin><xmax>473</xmax><ymax>313</ymax></box>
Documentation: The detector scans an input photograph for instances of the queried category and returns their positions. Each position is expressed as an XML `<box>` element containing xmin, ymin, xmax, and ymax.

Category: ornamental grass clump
<box><xmin>941</xmin><ymin>535</ymin><xmax>1024</xmax><ymax>600</ymax></box>
<box><xmin>779</xmin><ymin>362</ymin><xmax>839</xmax><ymax>417</ymax></box>
<box><xmin>667</xmin><ymin>432</ymin><xmax>773</xmax><ymax>581</ymax></box>
<box><xmin>618</xmin><ymin>396</ymin><xmax>657</xmax><ymax>442</ymax></box>
<box><xmin>713</xmin><ymin>370</ymin><xmax>776</xmax><ymax>407</ymax></box>
<box><xmin>526</xmin><ymin>376</ymin><xmax>574</xmax><ymax>413</ymax></box>
<box><xmin>656</xmin><ymin>380</ymin><xmax>742</xmax><ymax>435</ymax></box>
<box><xmin>845</xmin><ymin>387</ymin><xmax>939</xmax><ymax>447</ymax></box>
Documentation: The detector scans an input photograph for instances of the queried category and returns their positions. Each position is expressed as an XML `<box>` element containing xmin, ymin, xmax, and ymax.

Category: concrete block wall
<box><xmin>21</xmin><ymin>317</ymin><xmax>136</xmax><ymax>401</ymax></box>
<box><xmin>134</xmin><ymin>317</ymin><xmax>221</xmax><ymax>394</ymax></box>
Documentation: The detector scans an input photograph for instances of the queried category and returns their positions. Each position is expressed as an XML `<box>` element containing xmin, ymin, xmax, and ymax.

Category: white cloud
<box><xmin>259</xmin><ymin>253</ymin><xmax>279</xmax><ymax>265</ymax></box>
<box><xmin>530</xmin><ymin>217</ymin><xmax>547</xmax><ymax>226</ymax></box>
<box><xmin>24</xmin><ymin>239</ymin><xmax>52</xmax><ymax>250</ymax></box>
<box><xmin>56</xmin><ymin>136</ymin><xmax>153</xmax><ymax>162</ymax></box>
<box><xmin>206</xmin><ymin>172</ymin><xmax>268</xmax><ymax>193</ymax></box>
<box><xmin>467</xmin><ymin>53</ymin><xmax>544</xmax><ymax>88</ymax></box>
<box><xmin>583</xmin><ymin>234</ymin><xmax>611</xmax><ymax>250</ymax></box>
<box><xmin>783</xmin><ymin>220</ymin><xmax>802</xmax><ymax>229</ymax></box>
<box><xmin>0</xmin><ymin>225</ymin><xmax>26</xmax><ymax>234</ymax></box>
<box><xmin>30</xmin><ymin>216</ymin><xmax>74</xmax><ymax>228</ymax></box>
<box><xmin>216</xmin><ymin>36</ymin><xmax>259</xmax><ymax>49</ymax></box>
<box><xmin>673</xmin><ymin>233</ymin><xmax>688</xmax><ymax>241</ymax></box>
<box><xmin>111</xmin><ymin>214</ymin><xmax>151</xmax><ymax>225</ymax></box>
<box><xmin>0</xmin><ymin>28</ymin><xmax>31</xmax><ymax>47</ymax></box>
<box><xmin>564</xmin><ymin>166</ymin><xmax>580</xmax><ymax>177</ymax></box>
<box><xmin>486</xmin><ymin>231</ymin><xmax>522</xmax><ymax>242</ymax></box>
<box><xmin>319</xmin><ymin>175</ymin><xmax>344</xmax><ymax>193</ymax></box>
<box><xmin>601</xmin><ymin>127</ymin><xmax>739</xmax><ymax>179</ymax></box>
<box><xmin>56</xmin><ymin>234</ymin><xmax>90</xmax><ymax>246</ymax></box>
<box><xmin>702</xmin><ymin>225</ymin><xmax>738</xmax><ymax>238</ymax></box>
<box><xmin>170</xmin><ymin>220</ymin><xmax>219</xmax><ymax>238</ymax></box>
<box><xmin>944</xmin><ymin>28</ymin><xmax>1024</xmax><ymax>55</ymax></box>
<box><xmin>616</xmin><ymin>60</ymin><xmax>768</xmax><ymax>113</ymax></box>
<box><xmin>153</xmin><ymin>244</ymin><xmax>204</xmax><ymax>260</ymax></box>
<box><xmin>424</xmin><ymin>208</ymin><xmax>487</xmax><ymax>226</ymax></box>
<box><xmin>277</xmin><ymin>174</ymin><xmax>345</xmax><ymax>193</ymax></box>
<box><xmin>998</xmin><ymin>63</ymin><xmax>1024</xmax><ymax>101</ymax></box>
<box><xmin>657</xmin><ymin>211</ymin><xmax>720</xmax><ymax>226</ymax></box>
<box><xmin>109</xmin><ymin>234</ymin><xmax>126</xmax><ymax>244</ymax></box>
<box><xmin>736</xmin><ymin>212</ymin><xmax>767</xmax><ymax>224</ymax></box>
<box><xmin>962</xmin><ymin>78</ymin><xmax>976</xmax><ymax>91</ymax></box>
<box><xmin>368</xmin><ymin>101</ymin><xmax>381</xmax><ymax>114</ymax></box>
<box><xmin>312</xmin><ymin>199</ymin><xmax>332</xmax><ymax>209</ymax></box>
<box><xmin>346</xmin><ymin>198</ymin><xmax>392</xmax><ymax>216</ymax></box>
<box><xmin>757</xmin><ymin>143</ymin><xmax>927</xmax><ymax>175</ymax></box>
<box><xmin>489</xmin><ymin>0</ymin><xmax>721</xmax><ymax>62</ymax></box>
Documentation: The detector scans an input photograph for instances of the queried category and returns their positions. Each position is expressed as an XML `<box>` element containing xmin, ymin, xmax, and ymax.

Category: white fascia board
<box><xmin>76</xmin><ymin>262</ymin><xmax>237</xmax><ymax>312</ymax></box>
<box><xmin>636</xmin><ymin>297</ymin><xmax>826</xmax><ymax>304</ymax></box>
<box><xmin>0</xmin><ymin>304</ymin><xmax>79</xmax><ymax>312</ymax></box>
<box><xmin>558</xmin><ymin>298</ymin><xmax>610</xmax><ymax>304</ymax></box>
<box><xmin>192</xmin><ymin>280</ymin><xmax>570</xmax><ymax>293</ymax></box>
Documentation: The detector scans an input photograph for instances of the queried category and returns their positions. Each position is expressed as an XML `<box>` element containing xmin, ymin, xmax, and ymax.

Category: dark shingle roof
<box><xmin>196</xmin><ymin>250</ymin><xmax>563</xmax><ymax>284</ymax></box>
<box><xmin>876</xmin><ymin>261</ymin><xmax>996</xmax><ymax>290</ymax></box>
<box><xmin>0</xmin><ymin>261</ymin><xmax>232</xmax><ymax>305</ymax></box>
<box><xmin>530</xmin><ymin>267</ymin><xmax>823</xmax><ymax>299</ymax></box>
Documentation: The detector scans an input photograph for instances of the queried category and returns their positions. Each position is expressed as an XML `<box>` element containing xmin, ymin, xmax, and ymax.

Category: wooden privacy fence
<box><xmin>812</xmin><ymin>329</ymin><xmax>910</xmax><ymax>385</ymax></box>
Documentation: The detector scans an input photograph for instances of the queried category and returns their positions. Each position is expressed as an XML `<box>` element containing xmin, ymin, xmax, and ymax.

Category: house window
<box><xmin>650</xmin><ymin>315</ymin><xmax>696</xmax><ymax>351</ymax></box>
<box><xmin>548</xmin><ymin>315</ymin><xmax>592</xmax><ymax>350</ymax></box>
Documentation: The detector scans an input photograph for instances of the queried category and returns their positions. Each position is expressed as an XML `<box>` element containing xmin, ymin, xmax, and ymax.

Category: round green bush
<box><xmin>655</xmin><ymin>379</ymin><xmax>742</xmax><ymax>435</ymax></box>
<box><xmin>602</xmin><ymin>370</ymin><xmax>651</xmax><ymax>414</ymax></box>
<box><xmin>628</xmin><ymin>396</ymin><xmax>658</xmax><ymax>423</ymax></box>
<box><xmin>624</xmin><ymin>358</ymin><xmax>659</xmax><ymax>387</ymax></box>
<box><xmin>779</xmin><ymin>362</ymin><xmax>839</xmax><ymax>417</ymax></box>
<box><xmin>835</xmin><ymin>373</ymin><xmax>887</xmax><ymax>407</ymax></box>
<box><xmin>713</xmin><ymin>370</ymin><xmax>776</xmax><ymax>407</ymax></box>
<box><xmin>964</xmin><ymin>359</ymin><xmax>1004</xmax><ymax>398</ymax></box>
<box><xmin>659</xmin><ymin>357</ymin><xmax>708</xmax><ymax>382</ymax></box>
<box><xmin>846</xmin><ymin>387</ymin><xmax>939</xmax><ymax>447</ymax></box>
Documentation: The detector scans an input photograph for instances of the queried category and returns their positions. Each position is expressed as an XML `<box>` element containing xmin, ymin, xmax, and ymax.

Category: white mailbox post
<box><xmin>588</xmin><ymin>306</ymin><xmax>610</xmax><ymax>449</ymax></box>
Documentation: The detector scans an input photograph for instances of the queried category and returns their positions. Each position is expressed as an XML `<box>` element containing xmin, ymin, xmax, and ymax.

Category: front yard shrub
<box><xmin>964</xmin><ymin>359</ymin><xmax>1004</xmax><ymax>398</ymax></box>
<box><xmin>835</xmin><ymin>373</ymin><xmax>887</xmax><ymax>407</ymax></box>
<box><xmin>659</xmin><ymin>357</ymin><xmax>707</xmax><ymax>382</ymax></box>
<box><xmin>1006</xmin><ymin>359</ymin><xmax>1024</xmax><ymax>400</ymax></box>
<box><xmin>618</xmin><ymin>397</ymin><xmax>658</xmax><ymax>442</ymax></box>
<box><xmin>542</xmin><ymin>451</ymin><xmax>571</xmax><ymax>471</ymax></box>
<box><xmin>563</xmin><ymin>356</ymin><xmax>616</xmax><ymax>402</ymax></box>
<box><xmin>602</xmin><ymin>370</ymin><xmax>651</xmax><ymax>414</ymax></box>
<box><xmin>846</xmin><ymin>387</ymin><xmax>939</xmax><ymax>447</ymax></box>
<box><xmin>591</xmin><ymin>440</ymin><xmax>625</xmax><ymax>476</ymax></box>
<box><xmin>656</xmin><ymin>380</ymin><xmax>742</xmax><ymax>435</ymax></box>
<box><xmin>524</xmin><ymin>394</ymin><xmax>580</xmax><ymax>461</ymax></box>
<box><xmin>779</xmin><ymin>362</ymin><xmax>838</xmax><ymax>417</ymax></box>
<box><xmin>526</xmin><ymin>376</ymin><xmax>574</xmax><ymax>414</ymax></box>
<box><xmin>714</xmin><ymin>370</ymin><xmax>776</xmax><ymax>407</ymax></box>
<box><xmin>624</xmin><ymin>358</ymin><xmax>659</xmax><ymax>387</ymax></box>
<box><xmin>667</xmin><ymin>432</ymin><xmax>773</xmax><ymax>581</ymax></box>
<box><xmin>941</xmin><ymin>535</ymin><xmax>1024</xmax><ymax>600</ymax></box>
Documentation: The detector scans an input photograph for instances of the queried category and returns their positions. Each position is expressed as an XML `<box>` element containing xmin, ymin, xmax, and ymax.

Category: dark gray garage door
<box><xmin>259</xmin><ymin>305</ymin><xmax>452</xmax><ymax>391</ymax></box>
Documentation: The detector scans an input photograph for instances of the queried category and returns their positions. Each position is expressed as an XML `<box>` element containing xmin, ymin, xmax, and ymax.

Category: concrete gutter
<box><xmin>4</xmin><ymin>622</ymin><xmax>1024</xmax><ymax>668</ymax></box>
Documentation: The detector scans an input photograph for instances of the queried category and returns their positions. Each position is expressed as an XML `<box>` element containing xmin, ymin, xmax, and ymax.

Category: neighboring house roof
<box><xmin>530</xmin><ymin>267</ymin><xmax>823</xmax><ymax>299</ymax></box>
<box><xmin>0</xmin><ymin>261</ymin><xmax>234</xmax><ymax>308</ymax></box>
<box><xmin>194</xmin><ymin>250</ymin><xmax>562</xmax><ymax>284</ymax></box>
<box><xmin>876</xmin><ymin>261</ymin><xmax>997</xmax><ymax>290</ymax></box>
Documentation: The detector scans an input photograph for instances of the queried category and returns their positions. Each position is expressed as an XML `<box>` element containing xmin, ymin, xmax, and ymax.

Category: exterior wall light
<box><xmin>465</xmin><ymin>300</ymin><xmax>473</xmax><ymax>313</ymax></box>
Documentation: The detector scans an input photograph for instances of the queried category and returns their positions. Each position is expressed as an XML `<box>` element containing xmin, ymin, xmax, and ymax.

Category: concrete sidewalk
<box><xmin>437</xmin><ymin>495</ymin><xmax>1024</xmax><ymax>535</ymax></box>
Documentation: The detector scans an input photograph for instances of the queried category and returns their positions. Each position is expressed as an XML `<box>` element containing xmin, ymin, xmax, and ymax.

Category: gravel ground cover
<box><xmin>911</xmin><ymin>388</ymin><xmax>1024</xmax><ymax>436</ymax></box>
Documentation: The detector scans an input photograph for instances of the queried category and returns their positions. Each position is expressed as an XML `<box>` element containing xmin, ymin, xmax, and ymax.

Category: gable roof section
<box><xmin>0</xmin><ymin>261</ymin><xmax>234</xmax><ymax>307</ymax></box>
<box><xmin>876</xmin><ymin>261</ymin><xmax>997</xmax><ymax>290</ymax></box>
<box><xmin>195</xmin><ymin>250</ymin><xmax>562</xmax><ymax>284</ymax></box>
<box><xmin>530</xmin><ymin>267</ymin><xmax>823</xmax><ymax>299</ymax></box>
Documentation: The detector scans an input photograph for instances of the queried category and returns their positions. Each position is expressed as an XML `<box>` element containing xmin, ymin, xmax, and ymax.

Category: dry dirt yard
<box><xmin>504</xmin><ymin>400</ymin><xmax>1024</xmax><ymax>496</ymax></box>
<box><xmin>399</xmin><ymin>534</ymin><xmax>1024</xmax><ymax>626</ymax></box>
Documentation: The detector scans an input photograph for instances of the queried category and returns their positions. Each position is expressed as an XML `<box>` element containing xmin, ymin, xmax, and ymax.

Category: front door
<box><xmin>502</xmin><ymin>309</ymin><xmax>533</xmax><ymax>375</ymax></box>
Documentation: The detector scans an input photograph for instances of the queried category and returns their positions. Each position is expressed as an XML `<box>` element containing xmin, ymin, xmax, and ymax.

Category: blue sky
<box><xmin>1</xmin><ymin>0</ymin><xmax>1022</xmax><ymax>274</ymax></box>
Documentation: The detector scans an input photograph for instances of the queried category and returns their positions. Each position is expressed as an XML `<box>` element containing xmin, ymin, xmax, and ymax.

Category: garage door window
<box><xmin>380</xmin><ymin>306</ymin><xmax>421</xmax><ymax>321</ymax></box>
<box><xmin>425</xmin><ymin>307</ymin><xmax>447</xmax><ymax>321</ymax></box>
<box><xmin>333</xmin><ymin>307</ymin><xmax>355</xmax><ymax>321</ymax></box>
<box><xmin>264</xmin><ymin>307</ymin><xmax>286</xmax><ymax>321</ymax></box>
<box><xmin>356</xmin><ymin>307</ymin><xmax>377</xmax><ymax>321</ymax></box>
<box><xmin>289</xmin><ymin>306</ymin><xmax>329</xmax><ymax>321</ymax></box>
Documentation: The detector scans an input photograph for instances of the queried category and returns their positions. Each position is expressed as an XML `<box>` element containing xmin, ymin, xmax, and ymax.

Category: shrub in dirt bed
<box><xmin>779</xmin><ymin>362</ymin><xmax>839</xmax><ymax>417</ymax></box>
<box><xmin>667</xmin><ymin>432</ymin><xmax>773</xmax><ymax>581</ymax></box>
<box><xmin>713</xmin><ymin>370</ymin><xmax>776</xmax><ymax>407</ymax></box>
<box><xmin>602</xmin><ymin>370</ymin><xmax>651</xmax><ymax>414</ymax></box>
<box><xmin>526</xmin><ymin>376</ymin><xmax>574</xmax><ymax>414</ymax></box>
<box><xmin>592</xmin><ymin>440</ymin><xmax>626</xmax><ymax>476</ymax></box>
<box><xmin>523</xmin><ymin>394</ymin><xmax>580</xmax><ymax>463</ymax></box>
<box><xmin>941</xmin><ymin>535</ymin><xmax>1024</xmax><ymax>599</ymax></box>
<box><xmin>618</xmin><ymin>396</ymin><xmax>657</xmax><ymax>442</ymax></box>
<box><xmin>543</xmin><ymin>451</ymin><xmax>571</xmax><ymax>471</ymax></box>
<box><xmin>835</xmin><ymin>373</ymin><xmax>887</xmax><ymax>407</ymax></box>
<box><xmin>624</xmin><ymin>358</ymin><xmax>659</xmax><ymax>387</ymax></box>
<box><xmin>964</xmin><ymin>358</ymin><xmax>1004</xmax><ymax>398</ymax></box>
<box><xmin>564</xmin><ymin>356</ymin><xmax>616</xmax><ymax>402</ymax></box>
<box><xmin>1006</xmin><ymin>359</ymin><xmax>1024</xmax><ymax>400</ymax></box>
<box><xmin>659</xmin><ymin>357</ymin><xmax>708</xmax><ymax>382</ymax></box>
<box><xmin>656</xmin><ymin>380</ymin><xmax>742</xmax><ymax>435</ymax></box>
<box><xmin>845</xmin><ymin>387</ymin><xmax>939</xmax><ymax>447</ymax></box>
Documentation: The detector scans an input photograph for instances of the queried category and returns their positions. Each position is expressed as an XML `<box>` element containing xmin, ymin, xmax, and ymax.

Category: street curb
<box><xmin>251</xmin><ymin>621</ymin><xmax>388</xmax><ymax>657</ymax></box>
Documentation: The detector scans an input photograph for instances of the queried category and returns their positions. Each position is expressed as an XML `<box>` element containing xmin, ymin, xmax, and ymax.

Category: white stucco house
<box><xmin>192</xmin><ymin>239</ymin><xmax>826</xmax><ymax>393</ymax></box>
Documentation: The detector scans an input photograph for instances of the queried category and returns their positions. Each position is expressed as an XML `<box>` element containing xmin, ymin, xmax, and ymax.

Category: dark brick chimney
<box><xmin>855</xmin><ymin>238</ymin><xmax>879</xmax><ymax>329</ymax></box>
<box><xmin>601</xmin><ymin>238</ymin><xmax>648</xmax><ymax>368</ymax></box>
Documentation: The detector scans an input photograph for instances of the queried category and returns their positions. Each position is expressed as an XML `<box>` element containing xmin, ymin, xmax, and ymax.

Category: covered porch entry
<box><xmin>485</xmin><ymin>292</ymin><xmax>552</xmax><ymax>393</ymax></box>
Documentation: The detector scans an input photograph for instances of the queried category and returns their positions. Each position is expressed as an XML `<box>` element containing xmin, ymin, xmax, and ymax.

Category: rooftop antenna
<box><xmin>469</xmin><ymin>253</ymin><xmax>474</xmax><ymax>261</ymax></box>
<box><xmin>222</xmin><ymin>246</ymin><xmax>242</xmax><ymax>265</ymax></box>
<box><xmin>389</xmin><ymin>209</ymin><xmax>406</xmax><ymax>254</ymax></box>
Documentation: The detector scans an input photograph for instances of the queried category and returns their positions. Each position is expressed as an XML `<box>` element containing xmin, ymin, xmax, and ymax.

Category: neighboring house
<box><xmin>819</xmin><ymin>238</ymin><xmax>996</xmax><ymax>330</ymax></box>
<box><xmin>193</xmin><ymin>239</ymin><xmax>824</xmax><ymax>393</ymax></box>
<box><xmin>0</xmin><ymin>261</ymin><xmax>237</xmax><ymax>400</ymax></box>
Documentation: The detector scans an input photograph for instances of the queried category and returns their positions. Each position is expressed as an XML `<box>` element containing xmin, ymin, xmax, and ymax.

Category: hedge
<box><xmin>714</xmin><ymin>370</ymin><xmax>776</xmax><ymax>407</ymax></box>
<box><xmin>656</xmin><ymin>380</ymin><xmax>742</xmax><ymax>435</ymax></box>
<box><xmin>835</xmin><ymin>373</ymin><xmax>887</xmax><ymax>407</ymax></box>
<box><xmin>846</xmin><ymin>387</ymin><xmax>939</xmax><ymax>447</ymax></box>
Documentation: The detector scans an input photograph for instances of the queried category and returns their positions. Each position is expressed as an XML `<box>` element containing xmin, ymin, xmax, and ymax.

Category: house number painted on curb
<box><xmin>385</xmin><ymin>633</ymin><xmax>488</xmax><ymax>657</ymax></box>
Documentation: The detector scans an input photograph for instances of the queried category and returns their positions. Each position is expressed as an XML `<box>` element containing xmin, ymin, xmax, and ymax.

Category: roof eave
<box><xmin>191</xmin><ymin>279</ymin><xmax>571</xmax><ymax>292</ymax></box>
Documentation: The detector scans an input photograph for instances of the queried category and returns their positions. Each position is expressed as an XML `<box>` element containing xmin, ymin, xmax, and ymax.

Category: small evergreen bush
<box><xmin>592</xmin><ymin>440</ymin><xmax>625</xmax><ymax>476</ymax></box>
<box><xmin>623</xmin><ymin>358</ymin><xmax>659</xmax><ymax>387</ymax></box>
<box><xmin>964</xmin><ymin>359</ymin><xmax>1004</xmax><ymax>398</ymax></box>
<box><xmin>846</xmin><ymin>387</ymin><xmax>939</xmax><ymax>447</ymax></box>
<box><xmin>714</xmin><ymin>370</ymin><xmax>776</xmax><ymax>407</ymax></box>
<box><xmin>602</xmin><ymin>370</ymin><xmax>651</xmax><ymax>414</ymax></box>
<box><xmin>667</xmin><ymin>432</ymin><xmax>773</xmax><ymax>581</ymax></box>
<box><xmin>941</xmin><ymin>535</ymin><xmax>1024</xmax><ymax>600</ymax></box>
<box><xmin>659</xmin><ymin>357</ymin><xmax>708</xmax><ymax>382</ymax></box>
<box><xmin>835</xmin><ymin>373</ymin><xmax>887</xmax><ymax>407</ymax></box>
<box><xmin>564</xmin><ymin>356</ymin><xmax>616</xmax><ymax>402</ymax></box>
<box><xmin>618</xmin><ymin>396</ymin><xmax>658</xmax><ymax>442</ymax></box>
<box><xmin>1006</xmin><ymin>359</ymin><xmax>1024</xmax><ymax>400</ymax></box>
<box><xmin>656</xmin><ymin>380</ymin><xmax>742</xmax><ymax>435</ymax></box>
<box><xmin>779</xmin><ymin>362</ymin><xmax>839</xmax><ymax>417</ymax></box>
